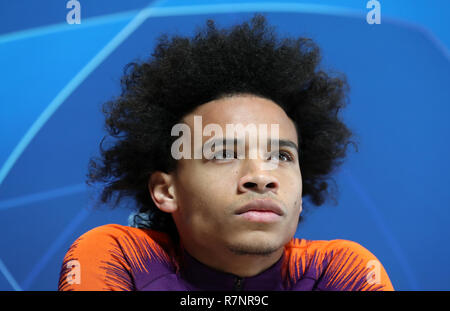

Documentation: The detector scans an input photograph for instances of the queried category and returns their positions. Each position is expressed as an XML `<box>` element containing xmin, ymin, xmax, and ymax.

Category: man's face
<box><xmin>170</xmin><ymin>94</ymin><xmax>302</xmax><ymax>258</ymax></box>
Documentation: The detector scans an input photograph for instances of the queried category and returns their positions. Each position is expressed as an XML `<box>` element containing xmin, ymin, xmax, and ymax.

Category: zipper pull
<box><xmin>234</xmin><ymin>277</ymin><xmax>243</xmax><ymax>291</ymax></box>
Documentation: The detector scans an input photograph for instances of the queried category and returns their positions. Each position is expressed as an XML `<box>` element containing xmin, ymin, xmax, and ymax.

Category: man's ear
<box><xmin>148</xmin><ymin>171</ymin><xmax>177</xmax><ymax>213</ymax></box>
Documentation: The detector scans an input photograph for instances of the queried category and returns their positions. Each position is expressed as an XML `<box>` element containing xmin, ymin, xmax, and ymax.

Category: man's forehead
<box><xmin>182</xmin><ymin>94</ymin><xmax>298</xmax><ymax>141</ymax></box>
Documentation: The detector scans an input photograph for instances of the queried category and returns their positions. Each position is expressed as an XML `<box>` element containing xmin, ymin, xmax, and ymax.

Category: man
<box><xmin>58</xmin><ymin>15</ymin><xmax>394</xmax><ymax>291</ymax></box>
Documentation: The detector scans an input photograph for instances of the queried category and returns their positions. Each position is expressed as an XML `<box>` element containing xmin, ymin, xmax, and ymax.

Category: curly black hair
<box><xmin>88</xmin><ymin>14</ymin><xmax>355</xmax><ymax>239</ymax></box>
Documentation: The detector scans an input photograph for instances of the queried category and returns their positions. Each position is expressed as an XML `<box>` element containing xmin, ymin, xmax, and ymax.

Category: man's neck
<box><xmin>181</xmin><ymin>243</ymin><xmax>285</xmax><ymax>278</ymax></box>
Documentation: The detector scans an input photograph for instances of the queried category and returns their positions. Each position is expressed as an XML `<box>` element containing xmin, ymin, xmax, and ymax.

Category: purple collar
<box><xmin>179</xmin><ymin>250</ymin><xmax>286</xmax><ymax>291</ymax></box>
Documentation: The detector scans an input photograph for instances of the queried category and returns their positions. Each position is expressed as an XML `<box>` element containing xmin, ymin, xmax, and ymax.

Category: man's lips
<box><xmin>234</xmin><ymin>199</ymin><xmax>284</xmax><ymax>222</ymax></box>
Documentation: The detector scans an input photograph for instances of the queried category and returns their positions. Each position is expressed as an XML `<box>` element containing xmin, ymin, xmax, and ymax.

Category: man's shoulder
<box><xmin>59</xmin><ymin>224</ymin><xmax>178</xmax><ymax>290</ymax></box>
<box><xmin>64</xmin><ymin>223</ymin><xmax>175</xmax><ymax>261</ymax></box>
<box><xmin>284</xmin><ymin>237</ymin><xmax>381</xmax><ymax>269</ymax></box>
<box><xmin>284</xmin><ymin>237</ymin><xmax>394</xmax><ymax>290</ymax></box>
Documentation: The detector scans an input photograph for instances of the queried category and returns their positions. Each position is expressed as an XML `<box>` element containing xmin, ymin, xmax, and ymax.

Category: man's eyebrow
<box><xmin>202</xmin><ymin>138</ymin><xmax>299</xmax><ymax>152</ymax></box>
<box><xmin>201</xmin><ymin>138</ymin><xmax>243</xmax><ymax>150</ymax></box>
<box><xmin>277</xmin><ymin>139</ymin><xmax>299</xmax><ymax>153</ymax></box>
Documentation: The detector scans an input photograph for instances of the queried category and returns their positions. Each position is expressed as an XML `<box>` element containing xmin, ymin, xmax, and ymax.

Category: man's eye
<box><xmin>212</xmin><ymin>150</ymin><xmax>236</xmax><ymax>160</ymax></box>
<box><xmin>269</xmin><ymin>151</ymin><xmax>293</xmax><ymax>162</ymax></box>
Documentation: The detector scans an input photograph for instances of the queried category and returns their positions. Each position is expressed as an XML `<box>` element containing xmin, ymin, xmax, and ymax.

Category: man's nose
<box><xmin>238</xmin><ymin>163</ymin><xmax>280</xmax><ymax>194</ymax></box>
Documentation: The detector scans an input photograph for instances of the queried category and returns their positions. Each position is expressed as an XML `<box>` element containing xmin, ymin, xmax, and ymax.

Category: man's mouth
<box><xmin>234</xmin><ymin>199</ymin><xmax>284</xmax><ymax>223</ymax></box>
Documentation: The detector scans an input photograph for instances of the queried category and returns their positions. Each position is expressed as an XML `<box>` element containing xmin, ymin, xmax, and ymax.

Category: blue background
<box><xmin>0</xmin><ymin>0</ymin><xmax>449</xmax><ymax>291</ymax></box>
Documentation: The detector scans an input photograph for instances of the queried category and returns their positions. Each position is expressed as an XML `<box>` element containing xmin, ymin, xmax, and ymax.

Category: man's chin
<box><xmin>227</xmin><ymin>244</ymin><xmax>280</xmax><ymax>256</ymax></box>
<box><xmin>225</xmin><ymin>232</ymin><xmax>285</xmax><ymax>256</ymax></box>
